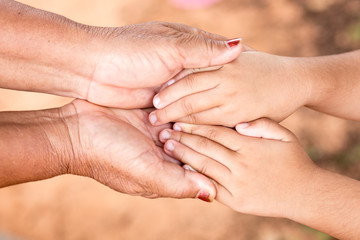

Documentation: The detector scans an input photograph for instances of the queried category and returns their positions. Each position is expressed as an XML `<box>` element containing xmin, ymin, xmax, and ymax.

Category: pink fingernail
<box><xmin>165</xmin><ymin>141</ymin><xmax>175</xmax><ymax>151</ymax></box>
<box><xmin>167</xmin><ymin>79</ymin><xmax>176</xmax><ymax>86</ymax></box>
<box><xmin>183</xmin><ymin>164</ymin><xmax>197</xmax><ymax>172</ymax></box>
<box><xmin>153</xmin><ymin>95</ymin><xmax>161</xmax><ymax>108</ymax></box>
<box><xmin>237</xmin><ymin>122</ymin><xmax>249</xmax><ymax>129</ymax></box>
<box><xmin>160</xmin><ymin>130</ymin><xmax>171</xmax><ymax>142</ymax></box>
<box><xmin>226</xmin><ymin>38</ymin><xmax>242</xmax><ymax>49</ymax></box>
<box><xmin>149</xmin><ymin>113</ymin><xmax>157</xmax><ymax>125</ymax></box>
<box><xmin>173</xmin><ymin>124</ymin><xmax>182</xmax><ymax>132</ymax></box>
<box><xmin>196</xmin><ymin>190</ymin><xmax>212</xmax><ymax>203</ymax></box>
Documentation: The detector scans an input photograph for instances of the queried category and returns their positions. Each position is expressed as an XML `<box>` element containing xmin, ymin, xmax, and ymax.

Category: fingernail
<box><xmin>173</xmin><ymin>124</ymin><xmax>182</xmax><ymax>132</ymax></box>
<box><xmin>153</xmin><ymin>95</ymin><xmax>161</xmax><ymax>108</ymax></box>
<box><xmin>167</xmin><ymin>79</ymin><xmax>176</xmax><ymax>86</ymax></box>
<box><xmin>196</xmin><ymin>190</ymin><xmax>212</xmax><ymax>203</ymax></box>
<box><xmin>236</xmin><ymin>122</ymin><xmax>249</xmax><ymax>129</ymax></box>
<box><xmin>226</xmin><ymin>38</ymin><xmax>242</xmax><ymax>49</ymax></box>
<box><xmin>165</xmin><ymin>141</ymin><xmax>175</xmax><ymax>151</ymax></box>
<box><xmin>160</xmin><ymin>130</ymin><xmax>171</xmax><ymax>142</ymax></box>
<box><xmin>183</xmin><ymin>164</ymin><xmax>197</xmax><ymax>172</ymax></box>
<box><xmin>149</xmin><ymin>113</ymin><xmax>158</xmax><ymax>125</ymax></box>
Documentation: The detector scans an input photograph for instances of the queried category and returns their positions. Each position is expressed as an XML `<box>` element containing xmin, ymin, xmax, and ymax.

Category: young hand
<box><xmin>150</xmin><ymin>52</ymin><xmax>311</xmax><ymax>127</ymax></box>
<box><xmin>158</xmin><ymin>118</ymin><xmax>317</xmax><ymax>217</ymax></box>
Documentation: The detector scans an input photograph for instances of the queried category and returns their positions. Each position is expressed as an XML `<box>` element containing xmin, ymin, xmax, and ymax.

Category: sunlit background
<box><xmin>1</xmin><ymin>0</ymin><xmax>360</xmax><ymax>239</ymax></box>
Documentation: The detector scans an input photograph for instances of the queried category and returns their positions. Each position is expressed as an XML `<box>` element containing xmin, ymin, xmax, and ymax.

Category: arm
<box><xmin>0</xmin><ymin>100</ymin><xmax>215</xmax><ymax>200</ymax></box>
<box><xmin>0</xmin><ymin>0</ymin><xmax>242</xmax><ymax>108</ymax></box>
<box><xmin>304</xmin><ymin>50</ymin><xmax>360</xmax><ymax>120</ymax></box>
<box><xmin>0</xmin><ymin>0</ymin><xmax>95</xmax><ymax>98</ymax></box>
<box><xmin>151</xmin><ymin>50</ymin><xmax>360</xmax><ymax>127</ymax></box>
<box><xmin>159</xmin><ymin>120</ymin><xmax>360</xmax><ymax>239</ymax></box>
<box><xmin>0</xmin><ymin>108</ymin><xmax>72</xmax><ymax>187</ymax></box>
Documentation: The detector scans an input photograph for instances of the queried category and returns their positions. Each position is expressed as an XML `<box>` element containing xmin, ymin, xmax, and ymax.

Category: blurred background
<box><xmin>0</xmin><ymin>0</ymin><xmax>360</xmax><ymax>239</ymax></box>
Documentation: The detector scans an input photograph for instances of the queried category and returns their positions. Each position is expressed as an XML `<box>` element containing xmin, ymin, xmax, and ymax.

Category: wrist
<box><xmin>297</xmin><ymin>56</ymin><xmax>335</xmax><ymax>108</ymax></box>
<box><xmin>284</xmin><ymin>57</ymin><xmax>315</xmax><ymax>108</ymax></box>
<box><xmin>277</xmin><ymin>163</ymin><xmax>321</xmax><ymax>220</ymax></box>
<box><xmin>0</xmin><ymin>109</ymin><xmax>74</xmax><ymax>187</ymax></box>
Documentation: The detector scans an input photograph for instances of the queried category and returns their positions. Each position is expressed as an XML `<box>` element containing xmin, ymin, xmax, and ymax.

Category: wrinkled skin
<box><xmin>60</xmin><ymin>100</ymin><xmax>215</xmax><ymax>199</ymax></box>
<box><xmin>85</xmin><ymin>21</ymin><xmax>242</xmax><ymax>108</ymax></box>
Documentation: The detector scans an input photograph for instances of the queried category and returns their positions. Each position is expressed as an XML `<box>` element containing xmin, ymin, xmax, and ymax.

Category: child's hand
<box><xmin>150</xmin><ymin>52</ymin><xmax>311</xmax><ymax>127</ymax></box>
<box><xmin>158</xmin><ymin>119</ymin><xmax>317</xmax><ymax>218</ymax></box>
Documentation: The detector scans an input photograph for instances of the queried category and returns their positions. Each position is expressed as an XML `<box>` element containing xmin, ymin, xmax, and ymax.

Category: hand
<box><xmin>158</xmin><ymin>119</ymin><xmax>317</xmax><ymax>217</ymax></box>
<box><xmin>84</xmin><ymin>22</ymin><xmax>243</xmax><ymax>108</ymax></box>
<box><xmin>150</xmin><ymin>51</ymin><xmax>311</xmax><ymax>127</ymax></box>
<box><xmin>59</xmin><ymin>100</ymin><xmax>216</xmax><ymax>200</ymax></box>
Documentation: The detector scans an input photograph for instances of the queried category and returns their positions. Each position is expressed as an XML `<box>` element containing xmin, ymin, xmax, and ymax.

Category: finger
<box><xmin>160</xmin><ymin>129</ymin><xmax>235</xmax><ymax>167</ymax></box>
<box><xmin>87</xmin><ymin>82</ymin><xmax>155</xmax><ymax>108</ymax></box>
<box><xmin>150</xmin><ymin>90</ymin><xmax>219</xmax><ymax>126</ymax></box>
<box><xmin>154</xmin><ymin>159</ymin><xmax>217</xmax><ymax>202</ymax></box>
<box><xmin>164</xmin><ymin>139</ymin><xmax>231</xmax><ymax>183</ymax></box>
<box><xmin>182</xmin><ymin>165</ymin><xmax>232</xmax><ymax>204</ymax></box>
<box><xmin>235</xmin><ymin>118</ymin><xmax>296</xmax><ymax>142</ymax></box>
<box><xmin>172</xmin><ymin>65</ymin><xmax>223</xmax><ymax>82</ymax></box>
<box><xmin>173</xmin><ymin>123</ymin><xmax>241</xmax><ymax>151</ymax></box>
<box><xmin>165</xmin><ymin>22</ymin><xmax>228</xmax><ymax>41</ymax></box>
<box><xmin>177</xmin><ymin>34</ymin><xmax>243</xmax><ymax>69</ymax></box>
<box><xmin>176</xmin><ymin>107</ymin><xmax>236</xmax><ymax>127</ymax></box>
<box><xmin>153</xmin><ymin>70</ymin><xmax>220</xmax><ymax>109</ymax></box>
<box><xmin>159</xmin><ymin>148</ymin><xmax>181</xmax><ymax>165</ymax></box>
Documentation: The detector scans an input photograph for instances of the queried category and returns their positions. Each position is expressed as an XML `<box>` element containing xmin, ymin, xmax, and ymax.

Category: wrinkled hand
<box><xmin>84</xmin><ymin>22</ymin><xmax>243</xmax><ymax>108</ymax></box>
<box><xmin>59</xmin><ymin>100</ymin><xmax>215</xmax><ymax>200</ymax></box>
<box><xmin>150</xmin><ymin>51</ymin><xmax>310</xmax><ymax>127</ymax></box>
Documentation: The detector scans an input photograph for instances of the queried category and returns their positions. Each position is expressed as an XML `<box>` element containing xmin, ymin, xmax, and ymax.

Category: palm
<box><xmin>63</xmin><ymin>100</ymin><xmax>210</xmax><ymax>199</ymax></box>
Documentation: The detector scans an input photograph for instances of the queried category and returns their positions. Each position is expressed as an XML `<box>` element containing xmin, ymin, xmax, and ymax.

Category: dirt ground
<box><xmin>1</xmin><ymin>0</ymin><xmax>360</xmax><ymax>239</ymax></box>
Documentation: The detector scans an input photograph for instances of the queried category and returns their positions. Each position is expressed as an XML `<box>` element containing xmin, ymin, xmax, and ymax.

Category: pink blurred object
<box><xmin>169</xmin><ymin>0</ymin><xmax>222</xmax><ymax>9</ymax></box>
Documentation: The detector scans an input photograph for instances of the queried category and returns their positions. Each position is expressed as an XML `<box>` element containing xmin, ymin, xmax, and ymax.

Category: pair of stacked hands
<box><xmin>1</xmin><ymin>1</ymin><xmax>360</xmax><ymax>239</ymax></box>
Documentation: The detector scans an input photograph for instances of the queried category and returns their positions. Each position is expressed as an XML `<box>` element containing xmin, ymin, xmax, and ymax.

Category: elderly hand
<box><xmin>0</xmin><ymin>2</ymin><xmax>242</xmax><ymax>109</ymax></box>
<box><xmin>85</xmin><ymin>22</ymin><xmax>243</xmax><ymax>108</ymax></box>
<box><xmin>59</xmin><ymin>100</ymin><xmax>216</xmax><ymax>200</ymax></box>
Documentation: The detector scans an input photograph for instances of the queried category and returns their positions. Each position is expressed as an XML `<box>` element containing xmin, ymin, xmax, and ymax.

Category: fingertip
<box><xmin>153</xmin><ymin>94</ymin><xmax>161</xmax><ymax>109</ymax></box>
<box><xmin>236</xmin><ymin>118</ymin><xmax>294</xmax><ymax>142</ymax></box>
<box><xmin>164</xmin><ymin>139</ymin><xmax>176</xmax><ymax>152</ymax></box>
<box><xmin>149</xmin><ymin>112</ymin><xmax>158</xmax><ymax>125</ymax></box>
<box><xmin>235</xmin><ymin>122</ymin><xmax>249</xmax><ymax>133</ymax></box>
<box><xmin>173</xmin><ymin>123</ymin><xmax>182</xmax><ymax>132</ymax></box>
<box><xmin>159</xmin><ymin>129</ymin><xmax>171</xmax><ymax>143</ymax></box>
<box><xmin>225</xmin><ymin>38</ymin><xmax>242</xmax><ymax>49</ymax></box>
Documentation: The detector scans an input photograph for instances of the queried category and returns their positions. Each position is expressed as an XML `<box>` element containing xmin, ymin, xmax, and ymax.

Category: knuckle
<box><xmin>181</xmin><ymin>98</ymin><xmax>194</xmax><ymax>115</ymax></box>
<box><xmin>206</xmin><ymin>128</ymin><xmax>218</xmax><ymax>140</ymax></box>
<box><xmin>187</xmin><ymin>114</ymin><xmax>197</xmax><ymax>124</ymax></box>
<box><xmin>198</xmin><ymin>160</ymin><xmax>209</xmax><ymax>175</ymax></box>
<box><xmin>184</xmin><ymin>74</ymin><xmax>197</xmax><ymax>90</ymax></box>
<box><xmin>196</xmin><ymin>137</ymin><xmax>209</xmax><ymax>150</ymax></box>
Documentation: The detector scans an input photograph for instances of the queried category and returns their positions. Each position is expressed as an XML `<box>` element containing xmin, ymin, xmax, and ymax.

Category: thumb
<box><xmin>155</xmin><ymin>161</ymin><xmax>216</xmax><ymax>202</ymax></box>
<box><xmin>179</xmin><ymin>36</ymin><xmax>243</xmax><ymax>68</ymax></box>
<box><xmin>235</xmin><ymin>118</ymin><xmax>296</xmax><ymax>142</ymax></box>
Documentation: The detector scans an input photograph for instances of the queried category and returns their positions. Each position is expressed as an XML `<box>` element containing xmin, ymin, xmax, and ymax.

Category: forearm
<box><xmin>0</xmin><ymin>0</ymin><xmax>100</xmax><ymax>98</ymax></box>
<box><xmin>0</xmin><ymin>108</ymin><xmax>72</xmax><ymax>187</ymax></box>
<box><xmin>297</xmin><ymin>50</ymin><xmax>360</xmax><ymax>120</ymax></box>
<box><xmin>289</xmin><ymin>167</ymin><xmax>360</xmax><ymax>239</ymax></box>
